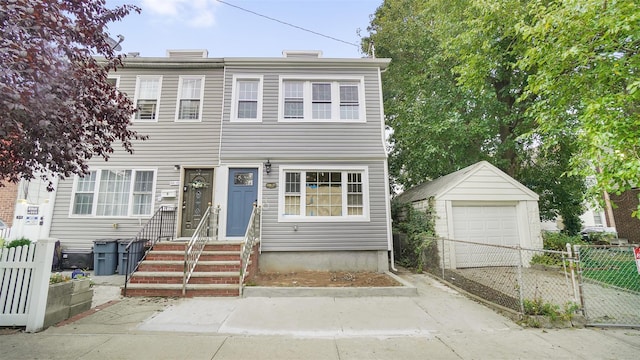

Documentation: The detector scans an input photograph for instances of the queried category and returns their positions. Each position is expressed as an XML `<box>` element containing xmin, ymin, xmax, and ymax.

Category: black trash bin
<box><xmin>117</xmin><ymin>238</ymin><xmax>146</xmax><ymax>275</ymax></box>
<box><xmin>61</xmin><ymin>247</ymin><xmax>94</xmax><ymax>270</ymax></box>
<box><xmin>93</xmin><ymin>239</ymin><xmax>118</xmax><ymax>275</ymax></box>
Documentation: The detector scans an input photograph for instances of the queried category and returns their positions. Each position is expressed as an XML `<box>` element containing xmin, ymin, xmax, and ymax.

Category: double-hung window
<box><xmin>280</xmin><ymin>77</ymin><xmax>365</xmax><ymax>122</ymax></box>
<box><xmin>279</xmin><ymin>167</ymin><xmax>369</xmax><ymax>221</ymax></box>
<box><xmin>71</xmin><ymin>169</ymin><xmax>156</xmax><ymax>217</ymax></box>
<box><xmin>176</xmin><ymin>76</ymin><xmax>205</xmax><ymax>121</ymax></box>
<box><xmin>134</xmin><ymin>75</ymin><xmax>162</xmax><ymax>121</ymax></box>
<box><xmin>231</xmin><ymin>75</ymin><xmax>263</xmax><ymax>122</ymax></box>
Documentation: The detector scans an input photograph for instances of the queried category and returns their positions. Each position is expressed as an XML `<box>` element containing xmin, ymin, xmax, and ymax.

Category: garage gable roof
<box><xmin>395</xmin><ymin>161</ymin><xmax>539</xmax><ymax>203</ymax></box>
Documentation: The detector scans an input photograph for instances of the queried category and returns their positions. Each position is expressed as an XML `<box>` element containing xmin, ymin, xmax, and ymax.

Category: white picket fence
<box><xmin>0</xmin><ymin>227</ymin><xmax>11</xmax><ymax>241</ymax></box>
<box><xmin>0</xmin><ymin>239</ymin><xmax>55</xmax><ymax>332</ymax></box>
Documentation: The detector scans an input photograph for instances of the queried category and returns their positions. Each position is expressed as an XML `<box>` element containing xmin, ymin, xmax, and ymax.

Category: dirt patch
<box><xmin>250</xmin><ymin>271</ymin><xmax>402</xmax><ymax>287</ymax></box>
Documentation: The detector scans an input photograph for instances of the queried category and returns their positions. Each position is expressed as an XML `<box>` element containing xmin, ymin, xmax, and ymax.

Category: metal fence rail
<box><xmin>426</xmin><ymin>237</ymin><xmax>578</xmax><ymax>317</ymax></box>
<box><xmin>574</xmin><ymin>245</ymin><xmax>640</xmax><ymax>327</ymax></box>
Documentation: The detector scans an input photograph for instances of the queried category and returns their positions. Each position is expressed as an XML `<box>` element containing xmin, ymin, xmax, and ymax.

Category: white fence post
<box><xmin>25</xmin><ymin>238</ymin><xmax>55</xmax><ymax>332</ymax></box>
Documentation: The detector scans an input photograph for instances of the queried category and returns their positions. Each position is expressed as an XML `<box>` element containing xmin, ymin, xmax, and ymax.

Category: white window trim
<box><xmin>132</xmin><ymin>75</ymin><xmax>163</xmax><ymax>122</ymax></box>
<box><xmin>230</xmin><ymin>74</ymin><xmax>263</xmax><ymax>122</ymax></box>
<box><xmin>278</xmin><ymin>75</ymin><xmax>366</xmax><ymax>123</ymax></box>
<box><xmin>278</xmin><ymin>165</ymin><xmax>370</xmax><ymax>223</ymax></box>
<box><xmin>69</xmin><ymin>168</ymin><xmax>157</xmax><ymax>219</ymax></box>
<box><xmin>174</xmin><ymin>75</ymin><xmax>205</xmax><ymax>122</ymax></box>
<box><xmin>107</xmin><ymin>75</ymin><xmax>120</xmax><ymax>88</ymax></box>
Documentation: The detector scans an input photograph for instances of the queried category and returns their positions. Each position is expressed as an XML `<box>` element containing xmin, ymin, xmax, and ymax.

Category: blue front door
<box><xmin>226</xmin><ymin>168</ymin><xmax>258</xmax><ymax>237</ymax></box>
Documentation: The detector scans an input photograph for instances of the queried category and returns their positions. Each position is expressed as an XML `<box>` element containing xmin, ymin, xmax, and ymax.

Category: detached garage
<box><xmin>395</xmin><ymin>161</ymin><xmax>542</xmax><ymax>269</ymax></box>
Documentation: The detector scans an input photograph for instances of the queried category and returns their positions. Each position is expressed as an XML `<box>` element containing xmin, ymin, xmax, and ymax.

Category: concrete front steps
<box><xmin>123</xmin><ymin>241</ymin><xmax>243</xmax><ymax>297</ymax></box>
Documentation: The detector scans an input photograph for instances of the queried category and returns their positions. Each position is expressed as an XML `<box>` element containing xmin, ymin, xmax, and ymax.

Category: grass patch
<box><xmin>581</xmin><ymin>249</ymin><xmax>640</xmax><ymax>293</ymax></box>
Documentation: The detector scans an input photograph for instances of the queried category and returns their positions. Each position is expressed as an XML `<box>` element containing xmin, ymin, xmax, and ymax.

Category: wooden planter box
<box><xmin>43</xmin><ymin>279</ymin><xmax>93</xmax><ymax>328</ymax></box>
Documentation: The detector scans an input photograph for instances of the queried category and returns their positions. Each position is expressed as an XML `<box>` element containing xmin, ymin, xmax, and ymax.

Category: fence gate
<box><xmin>574</xmin><ymin>245</ymin><xmax>640</xmax><ymax>327</ymax></box>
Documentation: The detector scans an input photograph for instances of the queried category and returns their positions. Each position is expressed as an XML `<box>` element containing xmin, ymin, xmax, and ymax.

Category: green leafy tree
<box><xmin>0</xmin><ymin>0</ymin><xmax>144</xmax><ymax>190</ymax></box>
<box><xmin>518</xmin><ymin>0</ymin><xmax>640</xmax><ymax>216</ymax></box>
<box><xmin>363</xmin><ymin>0</ymin><xmax>586</xmax><ymax>231</ymax></box>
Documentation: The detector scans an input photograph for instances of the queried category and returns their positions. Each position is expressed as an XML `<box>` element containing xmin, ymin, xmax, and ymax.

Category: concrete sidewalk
<box><xmin>1</xmin><ymin>273</ymin><xmax>639</xmax><ymax>359</ymax></box>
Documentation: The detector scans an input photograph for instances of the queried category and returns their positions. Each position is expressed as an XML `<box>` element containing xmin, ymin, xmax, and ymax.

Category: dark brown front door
<box><xmin>181</xmin><ymin>168</ymin><xmax>214</xmax><ymax>237</ymax></box>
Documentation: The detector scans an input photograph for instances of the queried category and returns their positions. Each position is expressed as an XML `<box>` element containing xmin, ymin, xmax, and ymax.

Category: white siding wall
<box><xmin>220</xmin><ymin>66</ymin><xmax>386</xmax><ymax>160</ymax></box>
<box><xmin>49</xmin><ymin>66</ymin><xmax>224</xmax><ymax>248</ymax></box>
<box><xmin>220</xmin><ymin>64</ymin><xmax>389</xmax><ymax>252</ymax></box>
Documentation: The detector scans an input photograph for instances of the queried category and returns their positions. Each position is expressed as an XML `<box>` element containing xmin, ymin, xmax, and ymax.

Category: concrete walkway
<box><xmin>1</xmin><ymin>273</ymin><xmax>639</xmax><ymax>359</ymax></box>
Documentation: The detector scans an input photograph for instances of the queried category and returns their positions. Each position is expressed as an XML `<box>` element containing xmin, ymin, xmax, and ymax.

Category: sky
<box><xmin>104</xmin><ymin>0</ymin><xmax>382</xmax><ymax>58</ymax></box>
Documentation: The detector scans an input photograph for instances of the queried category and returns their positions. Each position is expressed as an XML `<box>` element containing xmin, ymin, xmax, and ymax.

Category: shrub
<box><xmin>531</xmin><ymin>232</ymin><xmax>585</xmax><ymax>266</ymax></box>
<box><xmin>50</xmin><ymin>273</ymin><xmax>71</xmax><ymax>284</ymax></box>
<box><xmin>392</xmin><ymin>199</ymin><xmax>438</xmax><ymax>271</ymax></box>
<box><xmin>6</xmin><ymin>238</ymin><xmax>32</xmax><ymax>248</ymax></box>
<box><xmin>523</xmin><ymin>297</ymin><xmax>579</xmax><ymax>326</ymax></box>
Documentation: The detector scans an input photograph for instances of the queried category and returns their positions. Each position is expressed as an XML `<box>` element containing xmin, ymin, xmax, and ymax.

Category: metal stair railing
<box><xmin>240</xmin><ymin>204</ymin><xmax>261</xmax><ymax>295</ymax></box>
<box><xmin>123</xmin><ymin>205</ymin><xmax>177</xmax><ymax>296</ymax></box>
<box><xmin>182</xmin><ymin>205</ymin><xmax>221</xmax><ymax>296</ymax></box>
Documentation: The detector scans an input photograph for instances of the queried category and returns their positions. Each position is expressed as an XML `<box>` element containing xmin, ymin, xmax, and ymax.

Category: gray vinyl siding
<box><xmin>49</xmin><ymin>66</ymin><xmax>224</xmax><ymax>248</ymax></box>
<box><xmin>220</xmin><ymin>66</ymin><xmax>386</xmax><ymax>160</ymax></box>
<box><xmin>260</xmin><ymin>161</ymin><xmax>389</xmax><ymax>252</ymax></box>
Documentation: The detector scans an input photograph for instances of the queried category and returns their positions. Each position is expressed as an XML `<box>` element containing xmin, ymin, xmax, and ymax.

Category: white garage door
<box><xmin>452</xmin><ymin>205</ymin><xmax>520</xmax><ymax>268</ymax></box>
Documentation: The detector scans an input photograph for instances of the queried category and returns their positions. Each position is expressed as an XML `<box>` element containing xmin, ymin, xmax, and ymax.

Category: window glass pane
<box><xmin>237</xmin><ymin>101</ymin><xmax>257</xmax><ymax>119</ymax></box>
<box><xmin>73</xmin><ymin>193</ymin><xmax>94</xmax><ymax>215</ymax></box>
<box><xmin>133</xmin><ymin>171</ymin><xmax>154</xmax><ymax>216</ymax></box>
<box><xmin>340</xmin><ymin>84</ymin><xmax>358</xmax><ymax>102</ymax></box>
<box><xmin>312</xmin><ymin>83</ymin><xmax>331</xmax><ymax>101</ymax></box>
<box><xmin>340</xmin><ymin>84</ymin><xmax>359</xmax><ymax>120</ymax></box>
<box><xmin>72</xmin><ymin>171</ymin><xmax>96</xmax><ymax>215</ymax></box>
<box><xmin>313</xmin><ymin>103</ymin><xmax>331</xmax><ymax>119</ymax></box>
<box><xmin>306</xmin><ymin>171</ymin><xmax>341</xmax><ymax>216</ymax></box>
<box><xmin>238</xmin><ymin>80</ymin><xmax>258</xmax><ymax>100</ymax></box>
<box><xmin>284</xmin><ymin>101</ymin><xmax>304</xmax><ymax>118</ymax></box>
<box><xmin>138</xmin><ymin>78</ymin><xmax>159</xmax><ymax>98</ymax></box>
<box><xmin>284</xmin><ymin>81</ymin><xmax>304</xmax><ymax>119</ymax></box>
<box><xmin>234</xmin><ymin>172</ymin><xmax>254</xmax><ymax>186</ymax></box>
<box><xmin>347</xmin><ymin>172</ymin><xmax>363</xmax><ymax>215</ymax></box>
<box><xmin>97</xmin><ymin>170</ymin><xmax>131</xmax><ymax>216</ymax></box>
<box><xmin>237</xmin><ymin>79</ymin><xmax>259</xmax><ymax>119</ymax></box>
<box><xmin>136</xmin><ymin>99</ymin><xmax>157</xmax><ymax>120</ymax></box>
<box><xmin>284</xmin><ymin>81</ymin><xmax>304</xmax><ymax>98</ymax></box>
<box><xmin>284</xmin><ymin>172</ymin><xmax>301</xmax><ymax>215</ymax></box>
<box><xmin>179</xmin><ymin>99</ymin><xmax>200</xmax><ymax>119</ymax></box>
<box><xmin>181</xmin><ymin>78</ymin><xmax>202</xmax><ymax>99</ymax></box>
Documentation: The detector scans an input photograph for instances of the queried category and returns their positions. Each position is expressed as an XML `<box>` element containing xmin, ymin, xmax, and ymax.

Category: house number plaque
<box><xmin>265</xmin><ymin>182</ymin><xmax>277</xmax><ymax>189</ymax></box>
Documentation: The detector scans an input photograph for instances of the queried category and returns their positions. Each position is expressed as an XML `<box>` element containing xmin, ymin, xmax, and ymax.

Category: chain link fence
<box><xmin>574</xmin><ymin>245</ymin><xmax>640</xmax><ymax>327</ymax></box>
<box><xmin>424</xmin><ymin>237</ymin><xmax>579</xmax><ymax>318</ymax></box>
<box><xmin>418</xmin><ymin>238</ymin><xmax>640</xmax><ymax>328</ymax></box>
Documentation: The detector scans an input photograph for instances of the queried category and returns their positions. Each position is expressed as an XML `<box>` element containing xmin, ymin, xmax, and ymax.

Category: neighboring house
<box><xmin>607</xmin><ymin>189</ymin><xmax>640</xmax><ymax>244</ymax></box>
<box><xmin>46</xmin><ymin>50</ymin><xmax>393</xmax><ymax>272</ymax></box>
<box><xmin>0</xmin><ymin>181</ymin><xmax>18</xmax><ymax>228</ymax></box>
<box><xmin>395</xmin><ymin>161</ymin><xmax>542</xmax><ymax>269</ymax></box>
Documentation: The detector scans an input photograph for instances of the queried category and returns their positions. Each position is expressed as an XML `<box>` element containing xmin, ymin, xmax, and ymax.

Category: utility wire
<box><xmin>215</xmin><ymin>0</ymin><xmax>360</xmax><ymax>47</ymax></box>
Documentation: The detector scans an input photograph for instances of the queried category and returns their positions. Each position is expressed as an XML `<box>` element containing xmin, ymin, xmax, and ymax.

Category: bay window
<box><xmin>71</xmin><ymin>169</ymin><xmax>156</xmax><ymax>217</ymax></box>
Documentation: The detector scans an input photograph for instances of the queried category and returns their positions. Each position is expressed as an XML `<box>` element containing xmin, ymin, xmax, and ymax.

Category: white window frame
<box><xmin>175</xmin><ymin>75</ymin><xmax>205</xmax><ymax>122</ymax></box>
<box><xmin>133</xmin><ymin>75</ymin><xmax>163</xmax><ymax>122</ymax></box>
<box><xmin>278</xmin><ymin>75</ymin><xmax>366</xmax><ymax>123</ymax></box>
<box><xmin>230</xmin><ymin>74</ymin><xmax>263</xmax><ymax>122</ymax></box>
<box><xmin>107</xmin><ymin>75</ymin><xmax>120</xmax><ymax>88</ymax></box>
<box><xmin>278</xmin><ymin>165</ymin><xmax>370</xmax><ymax>222</ymax></box>
<box><xmin>69</xmin><ymin>168</ymin><xmax>157</xmax><ymax>218</ymax></box>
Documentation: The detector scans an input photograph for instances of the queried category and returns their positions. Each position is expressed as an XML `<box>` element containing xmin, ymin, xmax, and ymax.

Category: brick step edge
<box><xmin>132</xmin><ymin>271</ymin><xmax>239</xmax><ymax>277</ymax></box>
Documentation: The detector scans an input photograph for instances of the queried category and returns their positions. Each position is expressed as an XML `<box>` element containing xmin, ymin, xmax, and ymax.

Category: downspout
<box><xmin>377</xmin><ymin>64</ymin><xmax>397</xmax><ymax>272</ymax></box>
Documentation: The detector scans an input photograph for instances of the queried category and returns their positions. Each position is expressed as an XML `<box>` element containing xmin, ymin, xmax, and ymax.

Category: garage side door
<box><xmin>452</xmin><ymin>205</ymin><xmax>519</xmax><ymax>268</ymax></box>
